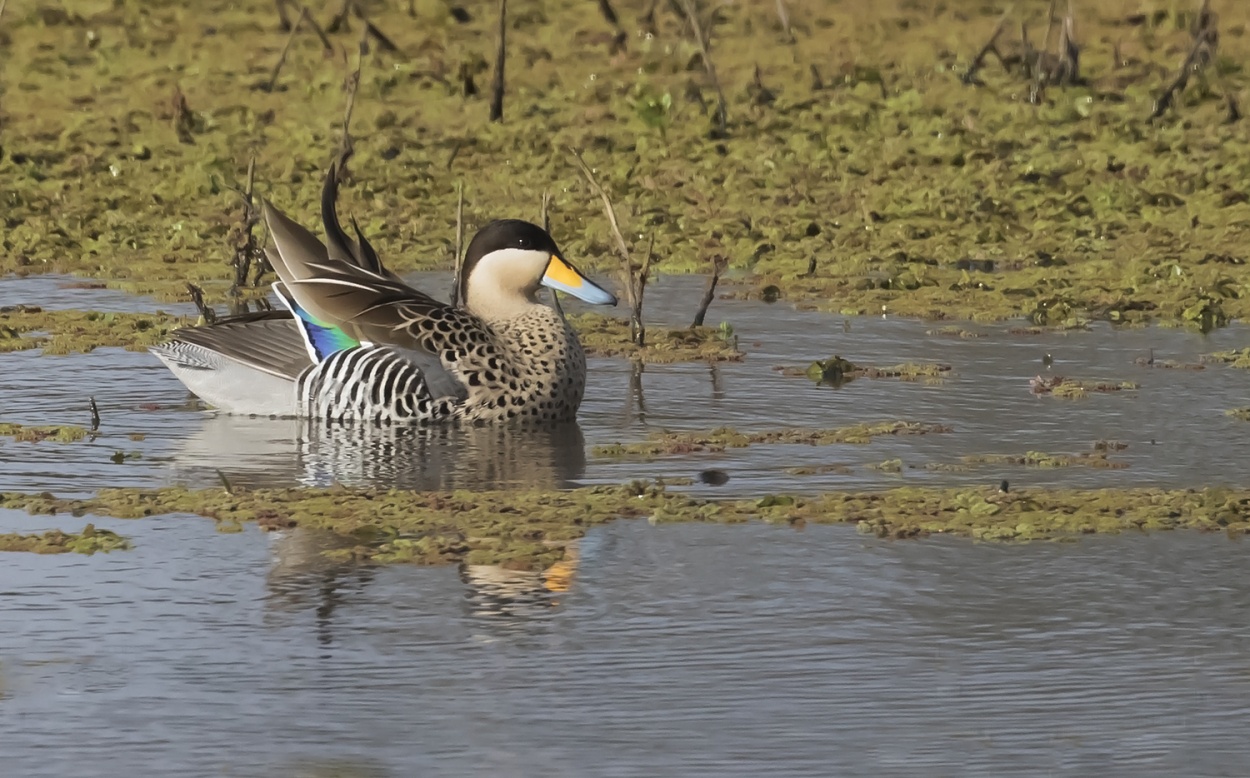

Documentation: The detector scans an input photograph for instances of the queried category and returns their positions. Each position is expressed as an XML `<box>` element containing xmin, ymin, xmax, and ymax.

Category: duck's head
<box><xmin>460</xmin><ymin>220</ymin><xmax>617</xmax><ymax>319</ymax></box>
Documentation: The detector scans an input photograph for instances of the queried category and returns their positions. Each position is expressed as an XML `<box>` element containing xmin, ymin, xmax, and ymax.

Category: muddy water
<box><xmin>3</xmin><ymin>273</ymin><xmax>1250</xmax><ymax>775</ymax></box>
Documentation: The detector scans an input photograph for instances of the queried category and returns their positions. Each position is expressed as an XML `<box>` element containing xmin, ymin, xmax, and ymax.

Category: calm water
<box><xmin>2</xmin><ymin>273</ymin><xmax>1250</xmax><ymax>776</ymax></box>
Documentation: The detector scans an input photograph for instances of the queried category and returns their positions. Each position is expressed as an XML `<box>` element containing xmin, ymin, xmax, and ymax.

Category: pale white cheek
<box><xmin>473</xmin><ymin>248</ymin><xmax>551</xmax><ymax>289</ymax></box>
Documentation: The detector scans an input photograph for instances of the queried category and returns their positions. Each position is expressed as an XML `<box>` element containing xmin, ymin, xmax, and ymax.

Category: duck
<box><xmin>150</xmin><ymin>166</ymin><xmax>618</xmax><ymax>424</ymax></box>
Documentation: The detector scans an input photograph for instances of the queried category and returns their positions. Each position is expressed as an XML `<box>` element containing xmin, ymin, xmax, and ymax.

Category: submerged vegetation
<box><xmin>2</xmin><ymin>0</ymin><xmax>1250</xmax><ymax>329</ymax></box>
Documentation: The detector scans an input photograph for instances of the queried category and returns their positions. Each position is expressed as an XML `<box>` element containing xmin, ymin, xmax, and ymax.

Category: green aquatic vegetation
<box><xmin>1227</xmin><ymin>408</ymin><xmax>1250</xmax><ymax>422</ymax></box>
<box><xmin>0</xmin><ymin>423</ymin><xmax>89</xmax><ymax>443</ymax></box>
<box><xmin>959</xmin><ymin>450</ymin><xmax>1128</xmax><ymax>469</ymax></box>
<box><xmin>592</xmin><ymin>421</ymin><xmax>952</xmax><ymax>459</ymax></box>
<box><xmin>0</xmin><ymin>307</ymin><xmax>186</xmax><ymax>354</ymax></box>
<box><xmin>3</xmin><ymin>483</ymin><xmax>1249</xmax><ymax>567</ymax></box>
<box><xmin>1030</xmin><ymin>375</ymin><xmax>1139</xmax><ymax>399</ymax></box>
<box><xmin>3</xmin><ymin>1</ymin><xmax>1250</xmax><ymax>326</ymax></box>
<box><xmin>780</xmin><ymin>356</ymin><xmax>952</xmax><ymax>386</ymax></box>
<box><xmin>1202</xmin><ymin>347</ymin><xmax>1250</xmax><ymax>368</ymax></box>
<box><xmin>0</xmin><ymin>524</ymin><xmax>130</xmax><ymax>555</ymax></box>
<box><xmin>868</xmin><ymin>459</ymin><xmax>904</xmax><ymax>473</ymax></box>
<box><xmin>926</xmin><ymin>327</ymin><xmax>986</xmax><ymax>339</ymax></box>
<box><xmin>567</xmin><ymin>313</ymin><xmax>743</xmax><ymax>363</ymax></box>
<box><xmin>785</xmin><ymin>463</ymin><xmax>854</xmax><ymax>476</ymax></box>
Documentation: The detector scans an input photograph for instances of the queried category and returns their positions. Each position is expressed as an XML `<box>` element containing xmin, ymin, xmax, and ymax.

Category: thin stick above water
<box><xmin>570</xmin><ymin>149</ymin><xmax>645</xmax><ymax>344</ymax></box>
<box><xmin>451</xmin><ymin>182</ymin><xmax>465</xmax><ymax>306</ymax></box>
<box><xmin>678</xmin><ymin>0</ymin><xmax>728</xmax><ymax>134</ymax></box>
<box><xmin>490</xmin><ymin>0</ymin><xmax>507</xmax><ymax>122</ymax></box>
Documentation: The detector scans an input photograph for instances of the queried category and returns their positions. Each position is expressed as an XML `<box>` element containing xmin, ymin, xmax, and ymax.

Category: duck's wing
<box><xmin>263</xmin><ymin>199</ymin><xmax>486</xmax><ymax>358</ymax></box>
<box><xmin>149</xmin><ymin>311</ymin><xmax>311</xmax><ymax>416</ymax></box>
<box><xmin>319</xmin><ymin>161</ymin><xmax>404</xmax><ymax>282</ymax></box>
<box><xmin>159</xmin><ymin>311</ymin><xmax>312</xmax><ymax>380</ymax></box>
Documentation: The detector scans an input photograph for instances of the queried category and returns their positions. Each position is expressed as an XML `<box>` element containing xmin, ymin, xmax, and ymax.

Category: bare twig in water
<box><xmin>171</xmin><ymin>87</ymin><xmax>196</xmax><ymax>144</ymax></box>
<box><xmin>327</xmin><ymin>0</ymin><xmax>351</xmax><ymax>33</ymax></box>
<box><xmin>186</xmin><ymin>283</ymin><xmax>217</xmax><ymax>324</ymax></box>
<box><xmin>266</xmin><ymin>5</ymin><xmax>307</xmax><ymax>91</ymax></box>
<box><xmin>490</xmin><ymin>0</ymin><xmax>507</xmax><ymax>122</ymax></box>
<box><xmin>451</xmin><ymin>182</ymin><xmax>465</xmax><ymax>306</ymax></box>
<box><xmin>275</xmin><ymin>0</ymin><xmax>294</xmax><ymax>29</ymax></box>
<box><xmin>335</xmin><ymin>27</ymin><xmax>369</xmax><ymax>171</ymax></box>
<box><xmin>571</xmin><ymin>149</ymin><xmax>647</xmax><ymax>345</ymax></box>
<box><xmin>595</xmin><ymin>0</ymin><xmax>628</xmax><ymax>53</ymax></box>
<box><xmin>353</xmin><ymin>3</ymin><xmax>402</xmax><ymax>54</ymax></box>
<box><xmin>962</xmin><ymin>5</ymin><xmax>1012</xmax><ymax>85</ymax></box>
<box><xmin>89</xmin><ymin>397</ymin><xmax>100</xmax><ymax>432</ymax></box>
<box><xmin>775</xmin><ymin>0</ymin><xmax>794</xmax><ymax>43</ymax></box>
<box><xmin>1150</xmin><ymin>0</ymin><xmax>1220</xmax><ymax>120</ymax></box>
<box><xmin>678</xmin><ymin>0</ymin><xmax>728</xmax><ymax>135</ymax></box>
<box><xmin>691</xmin><ymin>255</ymin><xmax>728</xmax><ymax>327</ymax></box>
<box><xmin>1053</xmin><ymin>1</ymin><xmax>1080</xmax><ymax>85</ymax></box>
<box><xmin>300</xmin><ymin>3</ymin><xmax>336</xmax><ymax>54</ymax></box>
<box><xmin>640</xmin><ymin>0</ymin><xmax>659</xmax><ymax>37</ymax></box>
<box><xmin>537</xmin><ymin>190</ymin><xmax>564</xmax><ymax>317</ymax></box>
<box><xmin>275</xmin><ymin>0</ymin><xmax>334</xmax><ymax>52</ymax></box>
<box><xmin>227</xmin><ymin>157</ymin><xmax>261</xmax><ymax>293</ymax></box>
<box><xmin>634</xmin><ymin>237</ymin><xmax>654</xmax><ymax>347</ymax></box>
<box><xmin>216</xmin><ymin>469</ymin><xmax>234</xmax><ymax>495</ymax></box>
<box><xmin>1028</xmin><ymin>0</ymin><xmax>1059</xmax><ymax>103</ymax></box>
<box><xmin>1227</xmin><ymin>91</ymin><xmax>1241</xmax><ymax>123</ymax></box>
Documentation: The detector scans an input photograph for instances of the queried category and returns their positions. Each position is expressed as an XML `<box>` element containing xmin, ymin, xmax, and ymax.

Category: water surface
<box><xmin>3</xmin><ymin>273</ymin><xmax>1250</xmax><ymax>776</ymax></box>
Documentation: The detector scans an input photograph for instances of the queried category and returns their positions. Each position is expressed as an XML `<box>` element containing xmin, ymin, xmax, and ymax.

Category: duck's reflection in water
<box><xmin>181</xmin><ymin>414</ymin><xmax>591</xmax><ymax>636</ymax></box>
<box><xmin>263</xmin><ymin>529</ymin><xmax>584</xmax><ymax>642</ymax></box>
<box><xmin>173</xmin><ymin>414</ymin><xmax>588</xmax><ymax>491</ymax></box>
<box><xmin>460</xmin><ymin>540</ymin><xmax>582</xmax><ymax>623</ymax></box>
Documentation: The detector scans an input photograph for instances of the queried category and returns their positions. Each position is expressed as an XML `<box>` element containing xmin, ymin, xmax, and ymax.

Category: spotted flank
<box><xmin>150</xmin><ymin>163</ymin><xmax>617</xmax><ymax>424</ymax></box>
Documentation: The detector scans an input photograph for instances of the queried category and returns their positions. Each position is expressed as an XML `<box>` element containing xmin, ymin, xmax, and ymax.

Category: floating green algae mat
<box><xmin>2</xmin><ymin>483</ymin><xmax>1248</xmax><ymax>566</ymax></box>
<box><xmin>0</xmin><ymin>422</ymin><xmax>89</xmax><ymax>442</ymax></box>
<box><xmin>0</xmin><ymin>306</ymin><xmax>186</xmax><ymax>354</ymax></box>
<box><xmin>591</xmin><ymin>421</ymin><xmax>953</xmax><ymax>459</ymax></box>
<box><xmin>566</xmin><ymin>313</ymin><xmax>743</xmax><ymax>362</ymax></box>
<box><xmin>0</xmin><ymin>524</ymin><xmax>130</xmax><ymax>555</ymax></box>
<box><xmin>1203</xmin><ymin>347</ymin><xmax>1250</xmax><ymax>368</ymax></box>
<box><xmin>777</xmin><ymin>356</ymin><xmax>951</xmax><ymax>386</ymax></box>
<box><xmin>3</xmin><ymin>0</ymin><xmax>1250</xmax><ymax>327</ymax></box>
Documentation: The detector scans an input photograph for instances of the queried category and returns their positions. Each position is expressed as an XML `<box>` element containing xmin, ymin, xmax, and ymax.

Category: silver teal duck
<box><xmin>150</xmin><ymin>168</ymin><xmax>617</xmax><ymax>424</ymax></box>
